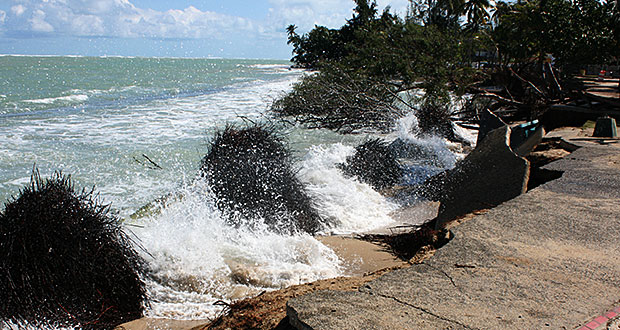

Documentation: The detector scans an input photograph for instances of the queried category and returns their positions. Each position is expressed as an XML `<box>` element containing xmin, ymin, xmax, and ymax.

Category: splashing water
<box><xmin>300</xmin><ymin>143</ymin><xmax>400</xmax><ymax>234</ymax></box>
<box><xmin>134</xmin><ymin>180</ymin><xmax>343</xmax><ymax>319</ymax></box>
<box><xmin>0</xmin><ymin>56</ymin><xmax>468</xmax><ymax>322</ymax></box>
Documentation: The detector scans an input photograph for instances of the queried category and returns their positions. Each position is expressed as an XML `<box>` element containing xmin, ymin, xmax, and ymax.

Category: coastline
<box><xmin>116</xmin><ymin>205</ymin><xmax>453</xmax><ymax>330</ymax></box>
<box><xmin>116</xmin><ymin>126</ymin><xmax>596</xmax><ymax>330</ymax></box>
<box><xmin>117</xmin><ymin>234</ymin><xmax>435</xmax><ymax>330</ymax></box>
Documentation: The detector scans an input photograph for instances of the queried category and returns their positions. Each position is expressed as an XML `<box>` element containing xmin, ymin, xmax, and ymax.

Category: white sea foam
<box><xmin>390</xmin><ymin>112</ymin><xmax>460</xmax><ymax>169</ymax></box>
<box><xmin>0</xmin><ymin>60</ymin><xmax>465</xmax><ymax>322</ymax></box>
<box><xmin>246</xmin><ymin>63</ymin><xmax>296</xmax><ymax>74</ymax></box>
<box><xmin>134</xmin><ymin>180</ymin><xmax>342</xmax><ymax>319</ymax></box>
<box><xmin>0</xmin><ymin>75</ymin><xmax>302</xmax><ymax>215</ymax></box>
<box><xmin>299</xmin><ymin>144</ymin><xmax>399</xmax><ymax>234</ymax></box>
<box><xmin>23</xmin><ymin>94</ymin><xmax>89</xmax><ymax>105</ymax></box>
<box><xmin>247</xmin><ymin>64</ymin><xmax>290</xmax><ymax>69</ymax></box>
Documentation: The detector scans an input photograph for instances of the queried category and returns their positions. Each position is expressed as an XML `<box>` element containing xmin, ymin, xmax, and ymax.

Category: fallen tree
<box><xmin>470</xmin><ymin>63</ymin><xmax>567</xmax><ymax>122</ymax></box>
<box><xmin>271</xmin><ymin>65</ymin><xmax>408</xmax><ymax>133</ymax></box>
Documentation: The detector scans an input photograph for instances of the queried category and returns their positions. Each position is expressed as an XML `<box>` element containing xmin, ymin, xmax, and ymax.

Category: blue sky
<box><xmin>0</xmin><ymin>0</ymin><xmax>410</xmax><ymax>59</ymax></box>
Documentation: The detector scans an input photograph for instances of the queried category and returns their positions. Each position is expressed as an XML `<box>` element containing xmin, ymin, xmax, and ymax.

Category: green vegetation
<box><xmin>273</xmin><ymin>0</ymin><xmax>619</xmax><ymax>135</ymax></box>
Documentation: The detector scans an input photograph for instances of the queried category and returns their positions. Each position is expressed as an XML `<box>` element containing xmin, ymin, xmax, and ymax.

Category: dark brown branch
<box><xmin>509</xmin><ymin>68</ymin><xmax>547</xmax><ymax>99</ymax></box>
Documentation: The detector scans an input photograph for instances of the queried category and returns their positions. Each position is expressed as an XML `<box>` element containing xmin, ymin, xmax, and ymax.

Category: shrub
<box><xmin>0</xmin><ymin>171</ymin><xmax>148</xmax><ymax>329</ymax></box>
<box><xmin>339</xmin><ymin>138</ymin><xmax>403</xmax><ymax>190</ymax></box>
<box><xmin>200</xmin><ymin>125</ymin><xmax>325</xmax><ymax>234</ymax></box>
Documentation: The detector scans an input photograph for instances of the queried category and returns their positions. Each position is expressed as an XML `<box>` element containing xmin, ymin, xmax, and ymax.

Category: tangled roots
<box><xmin>200</xmin><ymin>125</ymin><xmax>324</xmax><ymax>234</ymax></box>
<box><xmin>0</xmin><ymin>171</ymin><xmax>148</xmax><ymax>329</ymax></box>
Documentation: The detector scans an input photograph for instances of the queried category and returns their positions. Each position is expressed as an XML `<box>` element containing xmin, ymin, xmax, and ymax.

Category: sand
<box><xmin>115</xmin><ymin>132</ymin><xmax>580</xmax><ymax>330</ymax></box>
<box><xmin>115</xmin><ymin>233</ymin><xmax>423</xmax><ymax>330</ymax></box>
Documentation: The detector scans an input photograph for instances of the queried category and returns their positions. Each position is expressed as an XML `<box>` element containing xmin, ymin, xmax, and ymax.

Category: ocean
<box><xmin>0</xmin><ymin>55</ymin><xmax>465</xmax><ymax>320</ymax></box>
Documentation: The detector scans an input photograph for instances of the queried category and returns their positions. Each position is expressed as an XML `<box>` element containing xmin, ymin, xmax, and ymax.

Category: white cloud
<box><xmin>2</xmin><ymin>0</ymin><xmax>260</xmax><ymax>39</ymax></box>
<box><xmin>266</xmin><ymin>0</ymin><xmax>411</xmax><ymax>33</ymax></box>
<box><xmin>0</xmin><ymin>10</ymin><xmax>5</xmax><ymax>33</ymax></box>
<box><xmin>267</xmin><ymin>0</ymin><xmax>355</xmax><ymax>31</ymax></box>
<box><xmin>11</xmin><ymin>5</ymin><xmax>27</xmax><ymax>16</ymax></box>
<box><xmin>29</xmin><ymin>9</ymin><xmax>54</xmax><ymax>32</ymax></box>
<box><xmin>1</xmin><ymin>0</ymin><xmax>413</xmax><ymax>50</ymax></box>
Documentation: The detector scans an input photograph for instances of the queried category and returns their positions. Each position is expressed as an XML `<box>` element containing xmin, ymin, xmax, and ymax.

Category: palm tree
<box><xmin>463</xmin><ymin>0</ymin><xmax>491</xmax><ymax>31</ymax></box>
<box><xmin>441</xmin><ymin>0</ymin><xmax>466</xmax><ymax>17</ymax></box>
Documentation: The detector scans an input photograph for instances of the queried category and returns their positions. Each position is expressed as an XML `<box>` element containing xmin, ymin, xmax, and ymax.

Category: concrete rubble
<box><xmin>287</xmin><ymin>131</ymin><xmax>620</xmax><ymax>330</ymax></box>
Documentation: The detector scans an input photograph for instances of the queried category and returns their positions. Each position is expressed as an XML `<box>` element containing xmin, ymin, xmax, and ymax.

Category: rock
<box><xmin>434</xmin><ymin>125</ymin><xmax>530</xmax><ymax>227</ymax></box>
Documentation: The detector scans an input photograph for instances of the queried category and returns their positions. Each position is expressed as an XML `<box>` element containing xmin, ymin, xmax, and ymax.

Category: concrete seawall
<box><xmin>288</xmin><ymin>128</ymin><xmax>620</xmax><ymax>330</ymax></box>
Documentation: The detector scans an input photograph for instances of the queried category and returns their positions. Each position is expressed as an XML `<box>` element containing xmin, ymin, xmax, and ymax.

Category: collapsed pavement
<box><xmin>287</xmin><ymin>128</ymin><xmax>620</xmax><ymax>330</ymax></box>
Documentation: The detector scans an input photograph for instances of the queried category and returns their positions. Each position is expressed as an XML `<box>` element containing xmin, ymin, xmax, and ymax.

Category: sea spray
<box><xmin>0</xmin><ymin>57</ymin><xmax>471</xmax><ymax>322</ymax></box>
<box><xmin>391</xmin><ymin>111</ymin><xmax>460</xmax><ymax>169</ymax></box>
<box><xmin>133</xmin><ymin>141</ymin><xmax>404</xmax><ymax>319</ymax></box>
<box><xmin>133</xmin><ymin>179</ymin><xmax>342</xmax><ymax>319</ymax></box>
<box><xmin>299</xmin><ymin>144</ymin><xmax>399</xmax><ymax>234</ymax></box>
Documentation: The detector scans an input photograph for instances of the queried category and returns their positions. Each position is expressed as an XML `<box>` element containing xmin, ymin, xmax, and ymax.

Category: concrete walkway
<box><xmin>582</xmin><ymin>76</ymin><xmax>620</xmax><ymax>108</ymax></box>
<box><xmin>287</xmin><ymin>131</ymin><xmax>620</xmax><ymax>330</ymax></box>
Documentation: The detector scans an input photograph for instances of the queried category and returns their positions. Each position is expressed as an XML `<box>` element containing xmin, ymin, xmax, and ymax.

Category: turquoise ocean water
<box><xmin>0</xmin><ymin>56</ymin><xmax>304</xmax><ymax>213</ymax></box>
<box><xmin>0</xmin><ymin>55</ymin><xmax>463</xmax><ymax>320</ymax></box>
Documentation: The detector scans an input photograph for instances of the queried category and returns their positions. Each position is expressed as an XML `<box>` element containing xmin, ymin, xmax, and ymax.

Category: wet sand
<box><xmin>116</xmin><ymin>233</ymin><xmax>419</xmax><ymax>330</ymax></box>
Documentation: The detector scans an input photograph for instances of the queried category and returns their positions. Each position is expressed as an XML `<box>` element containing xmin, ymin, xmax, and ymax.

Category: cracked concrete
<box><xmin>286</xmin><ymin>130</ymin><xmax>620</xmax><ymax>330</ymax></box>
<box><xmin>286</xmin><ymin>290</ymin><xmax>471</xmax><ymax>330</ymax></box>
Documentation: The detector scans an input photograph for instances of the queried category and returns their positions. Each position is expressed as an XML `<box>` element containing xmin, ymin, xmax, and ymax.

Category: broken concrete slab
<box><xmin>513</xmin><ymin>126</ymin><xmax>544</xmax><ymax>157</ymax></box>
<box><xmin>286</xmin><ymin>140</ymin><xmax>620</xmax><ymax>330</ymax></box>
<box><xmin>510</xmin><ymin>120</ymin><xmax>542</xmax><ymax>155</ymax></box>
<box><xmin>476</xmin><ymin>109</ymin><xmax>506</xmax><ymax>145</ymax></box>
<box><xmin>435</xmin><ymin>125</ymin><xmax>530</xmax><ymax>227</ymax></box>
<box><xmin>286</xmin><ymin>290</ymin><xmax>469</xmax><ymax>330</ymax></box>
<box><xmin>359</xmin><ymin>184</ymin><xmax>620</xmax><ymax>330</ymax></box>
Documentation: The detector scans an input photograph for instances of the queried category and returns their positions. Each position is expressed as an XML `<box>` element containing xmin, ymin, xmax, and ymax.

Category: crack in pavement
<box><xmin>423</xmin><ymin>262</ymin><xmax>457</xmax><ymax>288</ymax></box>
<box><xmin>421</xmin><ymin>263</ymin><xmax>474</xmax><ymax>301</ymax></box>
<box><xmin>373</xmin><ymin>292</ymin><xmax>479</xmax><ymax>330</ymax></box>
